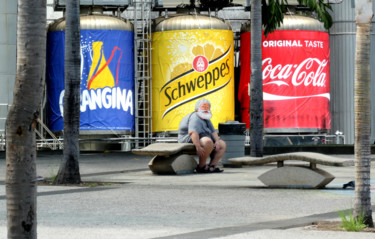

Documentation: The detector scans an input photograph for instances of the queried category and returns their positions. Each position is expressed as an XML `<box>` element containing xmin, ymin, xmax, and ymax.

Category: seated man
<box><xmin>178</xmin><ymin>98</ymin><xmax>226</xmax><ymax>173</ymax></box>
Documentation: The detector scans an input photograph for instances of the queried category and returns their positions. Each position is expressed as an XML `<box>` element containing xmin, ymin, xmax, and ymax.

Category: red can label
<box><xmin>239</xmin><ymin>30</ymin><xmax>330</xmax><ymax>130</ymax></box>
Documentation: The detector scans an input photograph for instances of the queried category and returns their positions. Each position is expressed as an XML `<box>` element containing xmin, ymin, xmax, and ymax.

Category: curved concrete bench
<box><xmin>132</xmin><ymin>143</ymin><xmax>197</xmax><ymax>175</ymax></box>
<box><xmin>229</xmin><ymin>152</ymin><xmax>354</xmax><ymax>188</ymax></box>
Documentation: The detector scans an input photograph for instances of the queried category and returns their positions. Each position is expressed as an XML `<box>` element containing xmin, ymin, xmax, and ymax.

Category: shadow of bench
<box><xmin>229</xmin><ymin>152</ymin><xmax>354</xmax><ymax>188</ymax></box>
<box><xmin>132</xmin><ymin>143</ymin><xmax>197</xmax><ymax>174</ymax></box>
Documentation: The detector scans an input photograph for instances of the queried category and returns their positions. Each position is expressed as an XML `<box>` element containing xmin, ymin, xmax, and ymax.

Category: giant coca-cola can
<box><xmin>238</xmin><ymin>15</ymin><xmax>330</xmax><ymax>132</ymax></box>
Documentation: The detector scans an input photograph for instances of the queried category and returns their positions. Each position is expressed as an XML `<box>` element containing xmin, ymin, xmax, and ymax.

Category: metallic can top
<box><xmin>152</xmin><ymin>14</ymin><xmax>232</xmax><ymax>32</ymax></box>
<box><xmin>240</xmin><ymin>14</ymin><xmax>327</xmax><ymax>33</ymax></box>
<box><xmin>48</xmin><ymin>14</ymin><xmax>133</xmax><ymax>32</ymax></box>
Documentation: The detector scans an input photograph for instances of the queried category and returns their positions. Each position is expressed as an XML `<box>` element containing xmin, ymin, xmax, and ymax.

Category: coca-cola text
<box><xmin>262</xmin><ymin>57</ymin><xmax>328</xmax><ymax>87</ymax></box>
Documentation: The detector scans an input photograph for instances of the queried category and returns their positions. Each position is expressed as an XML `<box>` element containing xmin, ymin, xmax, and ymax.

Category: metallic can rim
<box><xmin>240</xmin><ymin>14</ymin><xmax>327</xmax><ymax>33</ymax></box>
<box><xmin>152</xmin><ymin>14</ymin><xmax>232</xmax><ymax>32</ymax></box>
<box><xmin>48</xmin><ymin>14</ymin><xmax>133</xmax><ymax>31</ymax></box>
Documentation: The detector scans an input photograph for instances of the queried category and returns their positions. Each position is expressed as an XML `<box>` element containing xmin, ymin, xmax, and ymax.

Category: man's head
<box><xmin>195</xmin><ymin>98</ymin><xmax>212</xmax><ymax>120</ymax></box>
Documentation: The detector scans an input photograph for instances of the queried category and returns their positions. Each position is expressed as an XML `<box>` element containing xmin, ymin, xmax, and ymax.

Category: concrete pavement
<box><xmin>0</xmin><ymin>151</ymin><xmax>375</xmax><ymax>239</ymax></box>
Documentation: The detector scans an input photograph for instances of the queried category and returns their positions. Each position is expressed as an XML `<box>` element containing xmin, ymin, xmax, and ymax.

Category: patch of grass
<box><xmin>338</xmin><ymin>210</ymin><xmax>367</xmax><ymax>232</ymax></box>
<box><xmin>49</xmin><ymin>166</ymin><xmax>57</xmax><ymax>184</ymax></box>
<box><xmin>87</xmin><ymin>182</ymin><xmax>114</xmax><ymax>187</ymax></box>
<box><xmin>50</xmin><ymin>174</ymin><xmax>57</xmax><ymax>184</ymax></box>
<box><xmin>38</xmin><ymin>179</ymin><xmax>116</xmax><ymax>187</ymax></box>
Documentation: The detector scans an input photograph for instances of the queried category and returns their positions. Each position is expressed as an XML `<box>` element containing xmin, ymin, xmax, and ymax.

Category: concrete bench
<box><xmin>132</xmin><ymin>143</ymin><xmax>197</xmax><ymax>175</ymax></box>
<box><xmin>229</xmin><ymin>152</ymin><xmax>354</xmax><ymax>188</ymax></box>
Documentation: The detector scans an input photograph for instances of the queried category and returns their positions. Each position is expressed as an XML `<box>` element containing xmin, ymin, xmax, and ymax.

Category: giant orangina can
<box><xmin>47</xmin><ymin>7</ymin><xmax>134</xmax><ymax>134</ymax></box>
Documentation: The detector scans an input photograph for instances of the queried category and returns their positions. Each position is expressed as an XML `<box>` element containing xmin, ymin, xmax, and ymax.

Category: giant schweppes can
<box><xmin>152</xmin><ymin>14</ymin><xmax>235</xmax><ymax>132</ymax></box>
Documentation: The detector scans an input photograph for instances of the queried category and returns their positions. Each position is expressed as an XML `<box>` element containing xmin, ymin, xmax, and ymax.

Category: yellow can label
<box><xmin>152</xmin><ymin>29</ymin><xmax>234</xmax><ymax>132</ymax></box>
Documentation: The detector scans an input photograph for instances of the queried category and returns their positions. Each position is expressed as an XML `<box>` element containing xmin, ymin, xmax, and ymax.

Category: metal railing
<box><xmin>35</xmin><ymin>118</ymin><xmax>64</xmax><ymax>150</ymax></box>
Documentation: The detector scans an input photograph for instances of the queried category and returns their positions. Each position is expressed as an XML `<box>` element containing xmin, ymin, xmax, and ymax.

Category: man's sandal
<box><xmin>208</xmin><ymin>165</ymin><xmax>224</xmax><ymax>173</ymax></box>
<box><xmin>195</xmin><ymin>165</ymin><xmax>210</xmax><ymax>173</ymax></box>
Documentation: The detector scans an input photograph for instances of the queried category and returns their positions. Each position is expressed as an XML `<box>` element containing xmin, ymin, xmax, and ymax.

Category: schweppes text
<box><xmin>163</xmin><ymin>59</ymin><xmax>230</xmax><ymax>107</ymax></box>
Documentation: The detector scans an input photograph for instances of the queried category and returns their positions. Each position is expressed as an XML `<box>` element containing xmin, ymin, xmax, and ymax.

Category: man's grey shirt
<box><xmin>178</xmin><ymin>112</ymin><xmax>216</xmax><ymax>143</ymax></box>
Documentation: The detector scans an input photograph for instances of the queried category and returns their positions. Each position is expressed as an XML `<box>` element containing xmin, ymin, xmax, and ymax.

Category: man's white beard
<box><xmin>197</xmin><ymin>109</ymin><xmax>212</xmax><ymax>120</ymax></box>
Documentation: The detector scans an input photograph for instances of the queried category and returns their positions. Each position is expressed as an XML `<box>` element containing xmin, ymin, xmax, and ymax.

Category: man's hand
<box><xmin>196</xmin><ymin>145</ymin><xmax>206</xmax><ymax>158</ymax></box>
<box><xmin>214</xmin><ymin>140</ymin><xmax>221</xmax><ymax>151</ymax></box>
<box><xmin>212</xmin><ymin>132</ymin><xmax>221</xmax><ymax>151</ymax></box>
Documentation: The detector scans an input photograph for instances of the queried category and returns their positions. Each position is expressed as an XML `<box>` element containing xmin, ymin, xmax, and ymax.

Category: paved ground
<box><xmin>0</xmin><ymin>151</ymin><xmax>375</xmax><ymax>238</ymax></box>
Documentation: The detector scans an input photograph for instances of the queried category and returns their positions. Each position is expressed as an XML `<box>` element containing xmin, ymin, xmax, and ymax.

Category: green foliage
<box><xmin>262</xmin><ymin>0</ymin><xmax>287</xmax><ymax>36</ymax></box>
<box><xmin>262</xmin><ymin>0</ymin><xmax>333</xmax><ymax>36</ymax></box>
<box><xmin>338</xmin><ymin>210</ymin><xmax>367</xmax><ymax>232</ymax></box>
<box><xmin>297</xmin><ymin>0</ymin><xmax>333</xmax><ymax>29</ymax></box>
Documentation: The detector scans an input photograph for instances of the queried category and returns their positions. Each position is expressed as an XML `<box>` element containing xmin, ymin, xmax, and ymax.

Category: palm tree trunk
<box><xmin>250</xmin><ymin>0</ymin><xmax>263</xmax><ymax>157</ymax></box>
<box><xmin>55</xmin><ymin>0</ymin><xmax>81</xmax><ymax>184</ymax></box>
<box><xmin>6</xmin><ymin>1</ymin><xmax>46</xmax><ymax>238</ymax></box>
<box><xmin>354</xmin><ymin>22</ymin><xmax>374</xmax><ymax>227</ymax></box>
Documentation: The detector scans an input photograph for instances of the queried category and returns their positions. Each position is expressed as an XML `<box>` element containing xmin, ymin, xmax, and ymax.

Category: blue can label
<box><xmin>46</xmin><ymin>29</ymin><xmax>134</xmax><ymax>131</ymax></box>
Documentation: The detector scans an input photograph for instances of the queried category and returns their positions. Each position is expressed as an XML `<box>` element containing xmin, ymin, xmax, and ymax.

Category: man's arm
<box><xmin>212</xmin><ymin>131</ymin><xmax>220</xmax><ymax>142</ymax></box>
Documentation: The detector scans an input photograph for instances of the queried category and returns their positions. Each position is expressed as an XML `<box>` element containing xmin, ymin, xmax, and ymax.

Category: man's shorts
<box><xmin>178</xmin><ymin>135</ymin><xmax>192</xmax><ymax>143</ymax></box>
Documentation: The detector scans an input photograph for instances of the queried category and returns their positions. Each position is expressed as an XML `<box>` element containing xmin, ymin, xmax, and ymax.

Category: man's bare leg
<box><xmin>209</xmin><ymin>140</ymin><xmax>226</xmax><ymax>166</ymax></box>
<box><xmin>198</xmin><ymin>137</ymin><xmax>214</xmax><ymax>168</ymax></box>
